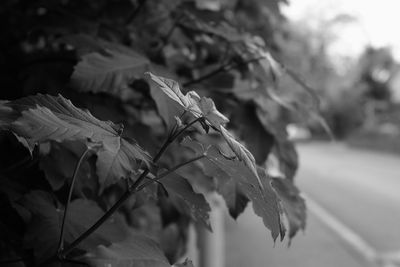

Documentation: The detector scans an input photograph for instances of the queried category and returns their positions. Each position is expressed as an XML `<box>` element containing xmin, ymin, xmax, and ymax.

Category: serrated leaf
<box><xmin>149</xmin><ymin>79</ymin><xmax>185</xmax><ymax>129</ymax></box>
<box><xmin>84</xmin><ymin>231</ymin><xmax>170</xmax><ymax>267</ymax></box>
<box><xmin>272</xmin><ymin>178</ymin><xmax>306</xmax><ymax>241</ymax></box>
<box><xmin>160</xmin><ymin>172</ymin><xmax>211</xmax><ymax>230</ymax></box>
<box><xmin>147</xmin><ymin>73</ymin><xmax>228</xmax><ymax>130</ymax></box>
<box><xmin>2</xmin><ymin>94</ymin><xmax>151</xmax><ymax>190</ymax></box>
<box><xmin>219</xmin><ymin>126</ymin><xmax>262</xmax><ymax>188</ymax></box>
<box><xmin>147</xmin><ymin>72</ymin><xmax>193</xmax><ymax>110</ymax></box>
<box><xmin>71</xmin><ymin>49</ymin><xmax>150</xmax><ymax>94</ymax></box>
<box><xmin>217</xmin><ymin>179</ymin><xmax>249</xmax><ymax>219</ymax></box>
<box><xmin>181</xmin><ymin>138</ymin><xmax>283</xmax><ymax>240</ymax></box>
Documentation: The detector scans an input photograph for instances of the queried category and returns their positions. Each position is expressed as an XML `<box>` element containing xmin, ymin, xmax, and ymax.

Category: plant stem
<box><xmin>61</xmin><ymin>117</ymin><xmax>203</xmax><ymax>257</ymax></box>
<box><xmin>183</xmin><ymin>57</ymin><xmax>265</xmax><ymax>87</ymax></box>
<box><xmin>171</xmin><ymin>117</ymin><xmax>203</xmax><ymax>140</ymax></box>
<box><xmin>57</xmin><ymin>148</ymin><xmax>91</xmax><ymax>255</ymax></box>
<box><xmin>61</xmin><ymin>187</ymin><xmax>132</xmax><ymax>256</ymax></box>
<box><xmin>136</xmin><ymin>154</ymin><xmax>205</xmax><ymax>191</ymax></box>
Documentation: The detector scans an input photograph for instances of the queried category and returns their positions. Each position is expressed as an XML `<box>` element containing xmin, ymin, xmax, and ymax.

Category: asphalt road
<box><xmin>225</xmin><ymin>142</ymin><xmax>400</xmax><ymax>267</ymax></box>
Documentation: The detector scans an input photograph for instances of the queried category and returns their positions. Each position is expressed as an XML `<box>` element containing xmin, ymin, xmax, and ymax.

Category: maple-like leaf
<box><xmin>84</xmin><ymin>231</ymin><xmax>170</xmax><ymax>267</ymax></box>
<box><xmin>71</xmin><ymin>48</ymin><xmax>150</xmax><ymax>94</ymax></box>
<box><xmin>1</xmin><ymin>94</ymin><xmax>151</xmax><ymax>190</ymax></box>
<box><xmin>181</xmin><ymin>138</ymin><xmax>283</xmax><ymax>240</ymax></box>
<box><xmin>160</xmin><ymin>172</ymin><xmax>211</xmax><ymax>230</ymax></box>
<box><xmin>147</xmin><ymin>72</ymin><xmax>192</xmax><ymax>110</ymax></box>
<box><xmin>272</xmin><ymin>178</ymin><xmax>306</xmax><ymax>241</ymax></box>
<box><xmin>147</xmin><ymin>72</ymin><xmax>229</xmax><ymax>130</ymax></box>
<box><xmin>219</xmin><ymin>126</ymin><xmax>262</xmax><ymax>188</ymax></box>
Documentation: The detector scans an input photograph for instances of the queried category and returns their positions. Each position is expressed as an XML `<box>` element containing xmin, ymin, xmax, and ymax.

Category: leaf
<box><xmin>230</xmin><ymin>102</ymin><xmax>274</xmax><ymax>164</ymax></box>
<box><xmin>147</xmin><ymin>72</ymin><xmax>193</xmax><ymax>110</ymax></box>
<box><xmin>160</xmin><ymin>172</ymin><xmax>211</xmax><ymax>230</ymax></box>
<box><xmin>181</xmin><ymin>138</ymin><xmax>283</xmax><ymax>240</ymax></box>
<box><xmin>71</xmin><ymin>49</ymin><xmax>150</xmax><ymax>94</ymax></box>
<box><xmin>96</xmin><ymin>138</ymin><xmax>152</xmax><ymax>190</ymax></box>
<box><xmin>198</xmin><ymin>97</ymin><xmax>229</xmax><ymax>129</ymax></box>
<box><xmin>147</xmin><ymin>72</ymin><xmax>229</xmax><ymax>129</ymax></box>
<box><xmin>2</xmin><ymin>94</ymin><xmax>151</xmax><ymax>190</ymax></box>
<box><xmin>217</xmin><ymin>178</ymin><xmax>249</xmax><ymax>219</ymax></box>
<box><xmin>84</xmin><ymin>231</ymin><xmax>170</xmax><ymax>267</ymax></box>
<box><xmin>272</xmin><ymin>178</ymin><xmax>306</xmax><ymax>241</ymax></box>
<box><xmin>219</xmin><ymin>126</ymin><xmax>262</xmax><ymax>188</ymax></box>
<box><xmin>149</xmin><ymin>79</ymin><xmax>185</xmax><ymax>129</ymax></box>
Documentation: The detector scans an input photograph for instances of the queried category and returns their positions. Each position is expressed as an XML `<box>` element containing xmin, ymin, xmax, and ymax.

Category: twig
<box><xmin>183</xmin><ymin>57</ymin><xmax>265</xmax><ymax>87</ymax></box>
<box><xmin>61</xmin><ymin>117</ymin><xmax>203</xmax><ymax>257</ymax></box>
<box><xmin>57</xmin><ymin>148</ymin><xmax>91</xmax><ymax>255</ymax></box>
<box><xmin>136</xmin><ymin>154</ymin><xmax>206</xmax><ymax>191</ymax></box>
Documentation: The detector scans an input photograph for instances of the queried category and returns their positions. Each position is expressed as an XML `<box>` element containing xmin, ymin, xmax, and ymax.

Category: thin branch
<box><xmin>136</xmin><ymin>154</ymin><xmax>206</xmax><ymax>191</ymax></box>
<box><xmin>61</xmin><ymin>187</ymin><xmax>132</xmax><ymax>257</ymax></box>
<box><xmin>58</xmin><ymin>148</ymin><xmax>91</xmax><ymax>255</ymax></box>
<box><xmin>61</xmin><ymin>117</ymin><xmax>203</xmax><ymax>257</ymax></box>
<box><xmin>171</xmin><ymin>117</ymin><xmax>203</xmax><ymax>140</ymax></box>
<box><xmin>183</xmin><ymin>57</ymin><xmax>265</xmax><ymax>87</ymax></box>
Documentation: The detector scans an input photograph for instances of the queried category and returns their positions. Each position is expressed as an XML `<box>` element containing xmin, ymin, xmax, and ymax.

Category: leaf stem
<box><xmin>136</xmin><ymin>154</ymin><xmax>206</xmax><ymax>191</ymax></box>
<box><xmin>57</xmin><ymin>147</ymin><xmax>91</xmax><ymax>256</ymax></box>
<box><xmin>171</xmin><ymin>117</ymin><xmax>203</xmax><ymax>140</ymax></box>
<box><xmin>61</xmin><ymin>117</ymin><xmax>203</xmax><ymax>257</ymax></box>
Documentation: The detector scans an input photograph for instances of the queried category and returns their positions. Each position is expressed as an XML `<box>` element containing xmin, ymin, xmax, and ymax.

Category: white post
<box><xmin>197</xmin><ymin>192</ymin><xmax>225</xmax><ymax>267</ymax></box>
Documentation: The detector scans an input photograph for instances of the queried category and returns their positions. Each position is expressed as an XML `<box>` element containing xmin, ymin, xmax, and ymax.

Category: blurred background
<box><xmin>222</xmin><ymin>1</ymin><xmax>400</xmax><ymax>267</ymax></box>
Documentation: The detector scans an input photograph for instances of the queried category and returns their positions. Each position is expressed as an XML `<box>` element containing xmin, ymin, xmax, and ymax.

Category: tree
<box><xmin>0</xmin><ymin>0</ymin><xmax>310</xmax><ymax>266</ymax></box>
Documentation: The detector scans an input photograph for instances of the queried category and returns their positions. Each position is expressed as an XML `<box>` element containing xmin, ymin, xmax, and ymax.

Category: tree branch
<box><xmin>183</xmin><ymin>57</ymin><xmax>265</xmax><ymax>87</ymax></box>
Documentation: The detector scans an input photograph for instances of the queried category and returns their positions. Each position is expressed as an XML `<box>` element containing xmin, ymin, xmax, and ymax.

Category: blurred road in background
<box><xmin>226</xmin><ymin>142</ymin><xmax>400</xmax><ymax>267</ymax></box>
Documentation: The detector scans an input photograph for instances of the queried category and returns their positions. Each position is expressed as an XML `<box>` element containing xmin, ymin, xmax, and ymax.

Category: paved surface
<box><xmin>225</xmin><ymin>142</ymin><xmax>400</xmax><ymax>267</ymax></box>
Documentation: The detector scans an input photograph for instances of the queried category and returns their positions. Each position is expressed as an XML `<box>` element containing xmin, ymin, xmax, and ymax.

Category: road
<box><xmin>225</xmin><ymin>142</ymin><xmax>400</xmax><ymax>267</ymax></box>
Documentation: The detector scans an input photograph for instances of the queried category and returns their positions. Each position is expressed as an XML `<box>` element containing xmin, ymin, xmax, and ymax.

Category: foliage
<box><xmin>0</xmin><ymin>0</ymin><xmax>310</xmax><ymax>266</ymax></box>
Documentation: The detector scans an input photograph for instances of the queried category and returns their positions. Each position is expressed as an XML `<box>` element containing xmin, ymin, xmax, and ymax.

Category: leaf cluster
<box><xmin>0</xmin><ymin>0</ymin><xmax>309</xmax><ymax>266</ymax></box>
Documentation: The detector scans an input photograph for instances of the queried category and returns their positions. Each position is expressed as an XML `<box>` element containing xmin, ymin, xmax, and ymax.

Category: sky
<box><xmin>282</xmin><ymin>0</ymin><xmax>400</xmax><ymax>60</ymax></box>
